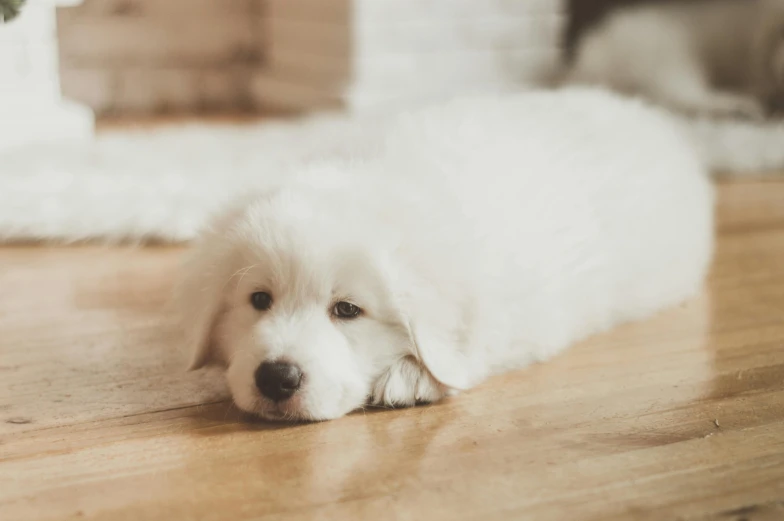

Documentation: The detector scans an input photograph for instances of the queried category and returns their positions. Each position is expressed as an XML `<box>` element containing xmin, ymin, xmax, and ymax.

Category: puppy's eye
<box><xmin>332</xmin><ymin>301</ymin><xmax>361</xmax><ymax>319</ymax></box>
<box><xmin>250</xmin><ymin>291</ymin><xmax>273</xmax><ymax>311</ymax></box>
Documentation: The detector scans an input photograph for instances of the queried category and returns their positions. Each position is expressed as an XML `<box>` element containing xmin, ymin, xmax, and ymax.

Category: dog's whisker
<box><xmin>234</xmin><ymin>263</ymin><xmax>263</xmax><ymax>288</ymax></box>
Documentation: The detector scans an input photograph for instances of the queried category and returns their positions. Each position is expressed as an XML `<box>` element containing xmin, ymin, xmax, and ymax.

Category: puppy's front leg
<box><xmin>370</xmin><ymin>356</ymin><xmax>451</xmax><ymax>408</ymax></box>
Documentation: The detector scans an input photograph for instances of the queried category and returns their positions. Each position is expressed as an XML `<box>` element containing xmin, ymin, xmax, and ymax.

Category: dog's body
<box><xmin>176</xmin><ymin>89</ymin><xmax>714</xmax><ymax>421</ymax></box>
<box><xmin>567</xmin><ymin>0</ymin><xmax>784</xmax><ymax>119</ymax></box>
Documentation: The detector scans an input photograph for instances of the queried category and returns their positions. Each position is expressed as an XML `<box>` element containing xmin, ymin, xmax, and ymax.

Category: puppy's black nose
<box><xmin>255</xmin><ymin>361</ymin><xmax>302</xmax><ymax>402</ymax></box>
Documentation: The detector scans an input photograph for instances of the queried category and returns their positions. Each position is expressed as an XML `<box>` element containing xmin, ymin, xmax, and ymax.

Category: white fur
<box><xmin>174</xmin><ymin>88</ymin><xmax>714</xmax><ymax>421</ymax></box>
<box><xmin>0</xmin><ymin>88</ymin><xmax>781</xmax><ymax>244</ymax></box>
<box><xmin>677</xmin><ymin>117</ymin><xmax>784</xmax><ymax>174</ymax></box>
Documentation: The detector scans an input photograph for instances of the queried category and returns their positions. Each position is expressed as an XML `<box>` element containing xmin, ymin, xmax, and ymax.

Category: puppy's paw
<box><xmin>370</xmin><ymin>356</ymin><xmax>449</xmax><ymax>408</ymax></box>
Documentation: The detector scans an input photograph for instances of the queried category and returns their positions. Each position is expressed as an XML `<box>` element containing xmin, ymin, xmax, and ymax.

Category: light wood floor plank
<box><xmin>1</xmin><ymin>180</ymin><xmax>783</xmax><ymax>520</ymax></box>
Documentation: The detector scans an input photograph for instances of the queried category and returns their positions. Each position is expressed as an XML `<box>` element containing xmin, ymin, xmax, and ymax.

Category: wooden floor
<box><xmin>2</xmin><ymin>180</ymin><xmax>784</xmax><ymax>521</ymax></box>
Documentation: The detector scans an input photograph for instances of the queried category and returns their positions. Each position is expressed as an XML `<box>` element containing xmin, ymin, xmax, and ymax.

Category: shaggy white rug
<box><xmin>2</xmin><ymin>90</ymin><xmax>783</xmax><ymax>244</ymax></box>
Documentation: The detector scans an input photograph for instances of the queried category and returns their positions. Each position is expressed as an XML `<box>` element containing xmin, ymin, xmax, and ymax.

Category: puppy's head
<box><xmin>174</xmin><ymin>185</ymin><xmax>460</xmax><ymax>421</ymax></box>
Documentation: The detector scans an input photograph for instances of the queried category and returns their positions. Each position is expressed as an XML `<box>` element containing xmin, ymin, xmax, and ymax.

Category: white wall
<box><xmin>252</xmin><ymin>0</ymin><xmax>566</xmax><ymax>112</ymax></box>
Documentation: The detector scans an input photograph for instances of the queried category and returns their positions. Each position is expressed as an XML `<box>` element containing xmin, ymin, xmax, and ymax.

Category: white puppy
<box><xmin>175</xmin><ymin>89</ymin><xmax>714</xmax><ymax>422</ymax></box>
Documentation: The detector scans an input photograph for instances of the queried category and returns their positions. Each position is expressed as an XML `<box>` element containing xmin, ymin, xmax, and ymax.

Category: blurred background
<box><xmin>57</xmin><ymin>0</ymin><xmax>562</xmax><ymax>116</ymax></box>
<box><xmin>5</xmin><ymin>0</ymin><xmax>657</xmax><ymax>120</ymax></box>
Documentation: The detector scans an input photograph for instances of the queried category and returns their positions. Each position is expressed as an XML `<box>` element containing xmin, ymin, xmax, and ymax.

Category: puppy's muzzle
<box><xmin>254</xmin><ymin>361</ymin><xmax>302</xmax><ymax>402</ymax></box>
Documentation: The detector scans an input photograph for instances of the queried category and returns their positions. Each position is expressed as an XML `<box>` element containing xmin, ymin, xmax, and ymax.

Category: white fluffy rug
<box><xmin>2</xmin><ymin>91</ymin><xmax>783</xmax><ymax>244</ymax></box>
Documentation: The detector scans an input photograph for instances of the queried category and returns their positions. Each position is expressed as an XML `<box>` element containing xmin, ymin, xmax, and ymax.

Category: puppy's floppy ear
<box><xmin>403</xmin><ymin>323</ymin><xmax>469</xmax><ymax>391</ymax></box>
<box><xmin>391</xmin><ymin>277</ymin><xmax>488</xmax><ymax>391</ymax></box>
<box><xmin>173</xmin><ymin>204</ymin><xmax>247</xmax><ymax>371</ymax></box>
<box><xmin>403</xmin><ymin>311</ymin><xmax>485</xmax><ymax>392</ymax></box>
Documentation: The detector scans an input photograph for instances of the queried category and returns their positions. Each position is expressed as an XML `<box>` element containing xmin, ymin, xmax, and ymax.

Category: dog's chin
<box><xmin>233</xmin><ymin>390</ymin><xmax>359</xmax><ymax>423</ymax></box>
<box><xmin>255</xmin><ymin>403</ymin><xmax>314</xmax><ymax>423</ymax></box>
<box><xmin>235</xmin><ymin>395</ymin><xmax>315</xmax><ymax>423</ymax></box>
